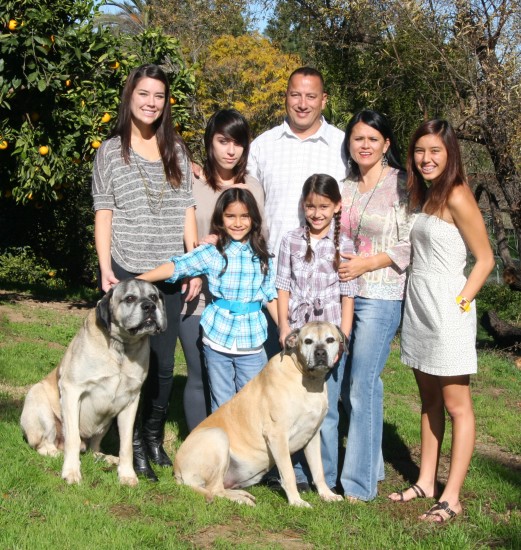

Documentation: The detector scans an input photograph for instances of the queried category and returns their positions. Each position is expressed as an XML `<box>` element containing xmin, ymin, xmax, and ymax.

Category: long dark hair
<box><xmin>407</xmin><ymin>119</ymin><xmax>466</xmax><ymax>214</ymax></box>
<box><xmin>210</xmin><ymin>188</ymin><xmax>272</xmax><ymax>277</ymax></box>
<box><xmin>110</xmin><ymin>63</ymin><xmax>189</xmax><ymax>188</ymax></box>
<box><xmin>344</xmin><ymin>110</ymin><xmax>403</xmax><ymax>177</ymax></box>
<box><xmin>203</xmin><ymin>109</ymin><xmax>251</xmax><ymax>191</ymax></box>
<box><xmin>301</xmin><ymin>174</ymin><xmax>342</xmax><ymax>270</ymax></box>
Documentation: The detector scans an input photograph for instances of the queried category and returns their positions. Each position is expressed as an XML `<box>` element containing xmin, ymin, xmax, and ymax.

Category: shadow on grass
<box><xmin>382</xmin><ymin>421</ymin><xmax>420</xmax><ymax>484</ymax></box>
<box><xmin>0</xmin><ymin>281</ymin><xmax>97</xmax><ymax>309</ymax></box>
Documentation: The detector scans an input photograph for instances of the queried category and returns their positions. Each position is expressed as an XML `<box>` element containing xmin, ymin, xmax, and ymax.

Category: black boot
<box><xmin>133</xmin><ymin>423</ymin><xmax>158</xmax><ymax>482</ymax></box>
<box><xmin>142</xmin><ymin>405</ymin><xmax>173</xmax><ymax>467</ymax></box>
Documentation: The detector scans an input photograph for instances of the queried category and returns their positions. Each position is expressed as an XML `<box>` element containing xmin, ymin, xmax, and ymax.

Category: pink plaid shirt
<box><xmin>276</xmin><ymin>225</ymin><xmax>358</xmax><ymax>328</ymax></box>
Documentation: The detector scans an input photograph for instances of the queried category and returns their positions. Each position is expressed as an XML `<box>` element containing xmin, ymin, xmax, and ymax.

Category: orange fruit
<box><xmin>109</xmin><ymin>61</ymin><xmax>120</xmax><ymax>69</ymax></box>
<box><xmin>170</xmin><ymin>97</ymin><xmax>176</xmax><ymax>105</ymax></box>
<box><xmin>27</xmin><ymin>192</ymin><xmax>34</xmax><ymax>200</ymax></box>
<box><xmin>101</xmin><ymin>112</ymin><xmax>111</xmax><ymax>123</ymax></box>
<box><xmin>0</xmin><ymin>140</ymin><xmax>8</xmax><ymax>150</ymax></box>
<box><xmin>8</xmin><ymin>20</ymin><xmax>17</xmax><ymax>31</ymax></box>
<box><xmin>65</xmin><ymin>79</ymin><xmax>71</xmax><ymax>87</ymax></box>
<box><xmin>39</xmin><ymin>145</ymin><xmax>49</xmax><ymax>155</ymax></box>
<box><xmin>91</xmin><ymin>140</ymin><xmax>101</xmax><ymax>149</ymax></box>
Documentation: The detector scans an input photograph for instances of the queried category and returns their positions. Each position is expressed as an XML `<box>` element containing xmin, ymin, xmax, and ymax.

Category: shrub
<box><xmin>0</xmin><ymin>246</ymin><xmax>66</xmax><ymax>288</ymax></box>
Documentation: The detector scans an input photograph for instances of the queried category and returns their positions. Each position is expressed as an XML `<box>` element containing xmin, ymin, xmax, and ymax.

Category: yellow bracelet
<box><xmin>456</xmin><ymin>295</ymin><xmax>471</xmax><ymax>312</ymax></box>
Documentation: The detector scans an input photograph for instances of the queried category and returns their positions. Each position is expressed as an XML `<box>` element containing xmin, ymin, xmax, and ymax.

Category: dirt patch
<box><xmin>186</xmin><ymin>519</ymin><xmax>313</xmax><ymax>550</ymax></box>
<box><xmin>0</xmin><ymin>290</ymin><xmax>92</xmax><ymax>319</ymax></box>
<box><xmin>109</xmin><ymin>504</ymin><xmax>141</xmax><ymax>520</ymax></box>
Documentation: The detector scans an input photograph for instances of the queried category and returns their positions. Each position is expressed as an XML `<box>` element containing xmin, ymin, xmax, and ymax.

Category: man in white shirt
<box><xmin>248</xmin><ymin>67</ymin><xmax>348</xmax><ymax>494</ymax></box>
<box><xmin>248</xmin><ymin>67</ymin><xmax>347</xmax><ymax>266</ymax></box>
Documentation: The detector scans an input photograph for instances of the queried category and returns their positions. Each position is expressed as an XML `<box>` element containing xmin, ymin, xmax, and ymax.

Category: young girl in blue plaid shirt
<box><xmin>139</xmin><ymin>187</ymin><xmax>278</xmax><ymax>411</ymax></box>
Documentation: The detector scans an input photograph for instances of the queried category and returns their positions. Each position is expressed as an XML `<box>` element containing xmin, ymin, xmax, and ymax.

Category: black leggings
<box><xmin>110</xmin><ymin>259</ymin><xmax>182</xmax><ymax>411</ymax></box>
<box><xmin>178</xmin><ymin>313</ymin><xmax>211</xmax><ymax>431</ymax></box>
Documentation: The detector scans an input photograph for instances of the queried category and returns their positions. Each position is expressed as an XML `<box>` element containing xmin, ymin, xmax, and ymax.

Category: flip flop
<box><xmin>389</xmin><ymin>483</ymin><xmax>426</xmax><ymax>502</ymax></box>
<box><xmin>420</xmin><ymin>500</ymin><xmax>458</xmax><ymax>523</ymax></box>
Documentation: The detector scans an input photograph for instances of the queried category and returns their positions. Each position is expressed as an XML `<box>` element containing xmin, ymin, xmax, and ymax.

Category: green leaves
<box><xmin>0</xmin><ymin>0</ymin><xmax>194</xmax><ymax>205</ymax></box>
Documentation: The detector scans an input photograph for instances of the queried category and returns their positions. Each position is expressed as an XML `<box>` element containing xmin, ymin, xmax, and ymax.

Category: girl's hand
<box><xmin>200</xmin><ymin>233</ymin><xmax>218</xmax><ymax>246</ymax></box>
<box><xmin>278</xmin><ymin>325</ymin><xmax>292</xmax><ymax>349</ymax></box>
<box><xmin>182</xmin><ymin>277</ymin><xmax>202</xmax><ymax>302</ymax></box>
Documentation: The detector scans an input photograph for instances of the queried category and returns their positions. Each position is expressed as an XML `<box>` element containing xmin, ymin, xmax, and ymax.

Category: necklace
<box><xmin>131</xmin><ymin>149</ymin><xmax>168</xmax><ymax>213</ymax></box>
<box><xmin>348</xmin><ymin>165</ymin><xmax>388</xmax><ymax>252</ymax></box>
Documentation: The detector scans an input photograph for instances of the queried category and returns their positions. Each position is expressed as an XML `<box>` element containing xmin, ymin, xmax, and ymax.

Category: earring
<box><xmin>381</xmin><ymin>154</ymin><xmax>388</xmax><ymax>168</ymax></box>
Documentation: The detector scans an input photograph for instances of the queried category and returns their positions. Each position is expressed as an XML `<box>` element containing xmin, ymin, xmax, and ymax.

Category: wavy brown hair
<box><xmin>301</xmin><ymin>174</ymin><xmax>342</xmax><ymax>270</ymax></box>
<box><xmin>210</xmin><ymin>187</ymin><xmax>272</xmax><ymax>277</ymax></box>
<box><xmin>110</xmin><ymin>63</ymin><xmax>190</xmax><ymax>188</ymax></box>
<box><xmin>407</xmin><ymin>119</ymin><xmax>466</xmax><ymax>214</ymax></box>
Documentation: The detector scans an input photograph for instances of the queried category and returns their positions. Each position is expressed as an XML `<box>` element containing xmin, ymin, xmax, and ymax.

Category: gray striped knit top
<box><xmin>92</xmin><ymin>136</ymin><xmax>195</xmax><ymax>273</ymax></box>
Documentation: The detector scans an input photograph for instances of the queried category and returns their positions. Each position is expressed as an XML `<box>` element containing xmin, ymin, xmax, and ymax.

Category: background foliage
<box><xmin>0</xmin><ymin>0</ymin><xmax>194</xmax><ymax>285</ymax></box>
<box><xmin>1</xmin><ymin>0</ymin><xmax>520</xmax><ymax>289</ymax></box>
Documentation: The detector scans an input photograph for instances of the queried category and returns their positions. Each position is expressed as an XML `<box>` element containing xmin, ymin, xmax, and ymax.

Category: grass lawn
<box><xmin>0</xmin><ymin>288</ymin><xmax>519</xmax><ymax>549</ymax></box>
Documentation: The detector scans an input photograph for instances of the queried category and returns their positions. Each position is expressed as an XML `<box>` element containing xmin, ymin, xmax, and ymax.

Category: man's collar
<box><xmin>277</xmin><ymin>117</ymin><xmax>330</xmax><ymax>143</ymax></box>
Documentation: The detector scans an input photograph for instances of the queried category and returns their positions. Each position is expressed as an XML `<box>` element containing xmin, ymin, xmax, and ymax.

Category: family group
<box><xmin>91</xmin><ymin>63</ymin><xmax>494</xmax><ymax>523</ymax></box>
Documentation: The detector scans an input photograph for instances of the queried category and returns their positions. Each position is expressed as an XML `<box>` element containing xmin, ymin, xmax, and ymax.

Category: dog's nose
<box><xmin>141</xmin><ymin>301</ymin><xmax>157</xmax><ymax>313</ymax></box>
<box><xmin>314</xmin><ymin>347</ymin><xmax>327</xmax><ymax>362</ymax></box>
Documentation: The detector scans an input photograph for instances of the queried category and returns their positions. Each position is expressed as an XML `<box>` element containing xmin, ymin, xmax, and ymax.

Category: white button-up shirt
<box><xmin>248</xmin><ymin>117</ymin><xmax>347</xmax><ymax>265</ymax></box>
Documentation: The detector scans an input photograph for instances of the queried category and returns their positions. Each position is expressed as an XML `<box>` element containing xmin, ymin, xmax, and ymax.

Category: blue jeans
<box><xmin>321</xmin><ymin>352</ymin><xmax>347</xmax><ymax>488</ymax></box>
<box><xmin>293</xmin><ymin>353</ymin><xmax>346</xmax><ymax>488</ymax></box>
<box><xmin>340</xmin><ymin>297</ymin><xmax>402</xmax><ymax>501</ymax></box>
<box><xmin>203</xmin><ymin>345</ymin><xmax>267</xmax><ymax>411</ymax></box>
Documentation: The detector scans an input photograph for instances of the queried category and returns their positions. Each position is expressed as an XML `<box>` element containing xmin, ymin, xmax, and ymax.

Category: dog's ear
<box><xmin>280</xmin><ymin>328</ymin><xmax>300</xmax><ymax>358</ymax></box>
<box><xmin>96</xmin><ymin>288</ymin><xmax>114</xmax><ymax>332</ymax></box>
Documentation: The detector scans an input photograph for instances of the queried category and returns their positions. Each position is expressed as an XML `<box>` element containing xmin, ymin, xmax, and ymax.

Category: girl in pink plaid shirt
<box><xmin>276</xmin><ymin>173</ymin><xmax>358</xmax><ymax>491</ymax></box>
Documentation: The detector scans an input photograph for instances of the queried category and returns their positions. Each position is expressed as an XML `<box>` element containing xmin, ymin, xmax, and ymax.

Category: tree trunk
<box><xmin>481</xmin><ymin>311</ymin><xmax>521</xmax><ymax>349</ymax></box>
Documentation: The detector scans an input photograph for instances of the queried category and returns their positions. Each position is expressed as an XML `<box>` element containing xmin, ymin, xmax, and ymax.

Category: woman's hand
<box><xmin>338</xmin><ymin>254</ymin><xmax>369</xmax><ymax>280</ymax></box>
<box><xmin>100</xmin><ymin>270</ymin><xmax>119</xmax><ymax>293</ymax></box>
<box><xmin>182</xmin><ymin>277</ymin><xmax>203</xmax><ymax>302</ymax></box>
<box><xmin>339</xmin><ymin>252</ymin><xmax>392</xmax><ymax>280</ymax></box>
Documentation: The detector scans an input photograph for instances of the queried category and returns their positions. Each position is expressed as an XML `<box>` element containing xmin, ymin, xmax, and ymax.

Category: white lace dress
<box><xmin>401</xmin><ymin>214</ymin><xmax>477</xmax><ymax>375</ymax></box>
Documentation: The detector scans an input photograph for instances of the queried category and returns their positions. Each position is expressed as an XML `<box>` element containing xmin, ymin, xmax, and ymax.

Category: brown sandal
<box><xmin>421</xmin><ymin>500</ymin><xmax>457</xmax><ymax>523</ymax></box>
<box><xmin>390</xmin><ymin>483</ymin><xmax>426</xmax><ymax>502</ymax></box>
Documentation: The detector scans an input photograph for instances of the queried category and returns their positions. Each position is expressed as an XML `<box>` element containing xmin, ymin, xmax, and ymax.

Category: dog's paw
<box><xmin>224</xmin><ymin>489</ymin><xmax>256</xmax><ymax>506</ymax></box>
<box><xmin>119</xmin><ymin>474</ymin><xmax>139</xmax><ymax>487</ymax></box>
<box><xmin>62</xmin><ymin>468</ymin><xmax>82</xmax><ymax>485</ymax></box>
<box><xmin>36</xmin><ymin>443</ymin><xmax>61</xmax><ymax>457</ymax></box>
<box><xmin>289</xmin><ymin>498</ymin><xmax>312</xmax><ymax>508</ymax></box>
<box><xmin>94</xmin><ymin>452</ymin><xmax>119</xmax><ymax>466</ymax></box>
<box><xmin>320</xmin><ymin>492</ymin><xmax>343</xmax><ymax>502</ymax></box>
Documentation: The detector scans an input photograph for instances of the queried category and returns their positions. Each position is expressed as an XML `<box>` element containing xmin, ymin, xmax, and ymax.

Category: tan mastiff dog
<box><xmin>174</xmin><ymin>321</ymin><xmax>345</xmax><ymax>507</ymax></box>
<box><xmin>20</xmin><ymin>279</ymin><xmax>166</xmax><ymax>486</ymax></box>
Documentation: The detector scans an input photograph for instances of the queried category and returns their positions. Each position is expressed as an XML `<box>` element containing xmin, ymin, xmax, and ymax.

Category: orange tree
<box><xmin>188</xmin><ymin>33</ymin><xmax>300</xmax><ymax>159</ymax></box>
<box><xmin>0</xmin><ymin>0</ymin><xmax>194</xmax><ymax>285</ymax></box>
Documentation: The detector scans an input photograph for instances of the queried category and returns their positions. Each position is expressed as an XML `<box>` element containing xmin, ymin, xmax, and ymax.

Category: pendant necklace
<box><xmin>348</xmin><ymin>165</ymin><xmax>387</xmax><ymax>252</ymax></box>
<box><xmin>132</xmin><ymin>149</ymin><xmax>168</xmax><ymax>213</ymax></box>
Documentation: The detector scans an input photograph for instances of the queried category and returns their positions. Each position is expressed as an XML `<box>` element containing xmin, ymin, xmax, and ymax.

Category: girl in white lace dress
<box><xmin>388</xmin><ymin>120</ymin><xmax>494</xmax><ymax>523</ymax></box>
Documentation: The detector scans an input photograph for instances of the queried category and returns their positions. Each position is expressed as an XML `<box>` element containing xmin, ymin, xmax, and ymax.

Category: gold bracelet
<box><xmin>456</xmin><ymin>295</ymin><xmax>471</xmax><ymax>312</ymax></box>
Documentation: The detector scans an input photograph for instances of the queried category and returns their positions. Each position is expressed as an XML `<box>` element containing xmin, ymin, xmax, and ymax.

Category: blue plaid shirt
<box><xmin>167</xmin><ymin>240</ymin><xmax>277</xmax><ymax>350</ymax></box>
